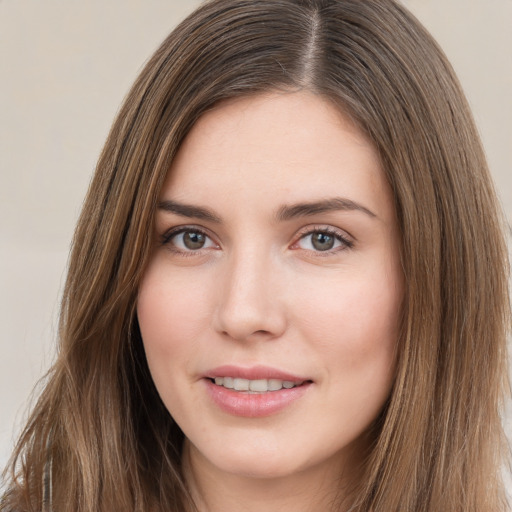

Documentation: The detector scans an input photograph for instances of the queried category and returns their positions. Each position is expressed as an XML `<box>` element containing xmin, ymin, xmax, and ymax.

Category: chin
<box><xmin>192</xmin><ymin>435</ymin><xmax>350</xmax><ymax>483</ymax></box>
<box><xmin>189</xmin><ymin>438</ymin><xmax>311</xmax><ymax>480</ymax></box>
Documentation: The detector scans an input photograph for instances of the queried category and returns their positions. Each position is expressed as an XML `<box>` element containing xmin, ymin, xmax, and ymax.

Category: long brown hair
<box><xmin>2</xmin><ymin>0</ymin><xmax>510</xmax><ymax>510</ymax></box>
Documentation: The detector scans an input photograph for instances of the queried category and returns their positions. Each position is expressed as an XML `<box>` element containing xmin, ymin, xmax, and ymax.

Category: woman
<box><xmin>1</xmin><ymin>0</ymin><xmax>510</xmax><ymax>511</ymax></box>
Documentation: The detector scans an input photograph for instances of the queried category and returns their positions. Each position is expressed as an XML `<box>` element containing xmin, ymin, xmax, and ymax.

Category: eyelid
<box><xmin>160</xmin><ymin>225</ymin><xmax>220</xmax><ymax>252</ymax></box>
<box><xmin>290</xmin><ymin>225</ymin><xmax>354</xmax><ymax>252</ymax></box>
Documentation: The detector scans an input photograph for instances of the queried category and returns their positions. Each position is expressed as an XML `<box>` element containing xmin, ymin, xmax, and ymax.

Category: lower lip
<box><xmin>204</xmin><ymin>379</ymin><xmax>311</xmax><ymax>418</ymax></box>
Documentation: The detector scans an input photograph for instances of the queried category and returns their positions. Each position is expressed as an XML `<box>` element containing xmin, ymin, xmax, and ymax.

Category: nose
<box><xmin>213</xmin><ymin>249</ymin><xmax>287</xmax><ymax>342</ymax></box>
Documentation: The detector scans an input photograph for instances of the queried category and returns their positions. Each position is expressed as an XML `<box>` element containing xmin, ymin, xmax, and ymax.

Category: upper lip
<box><xmin>204</xmin><ymin>365</ymin><xmax>310</xmax><ymax>382</ymax></box>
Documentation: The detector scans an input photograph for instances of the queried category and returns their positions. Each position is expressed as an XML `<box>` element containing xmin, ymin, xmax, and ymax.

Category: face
<box><xmin>137</xmin><ymin>92</ymin><xmax>403</xmax><ymax>484</ymax></box>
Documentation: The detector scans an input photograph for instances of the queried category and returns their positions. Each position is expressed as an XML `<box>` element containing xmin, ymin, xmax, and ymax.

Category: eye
<box><xmin>293</xmin><ymin>228</ymin><xmax>353</xmax><ymax>253</ymax></box>
<box><xmin>162</xmin><ymin>228</ymin><xmax>218</xmax><ymax>252</ymax></box>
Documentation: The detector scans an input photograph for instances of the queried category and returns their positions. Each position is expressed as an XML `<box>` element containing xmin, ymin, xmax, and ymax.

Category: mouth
<box><xmin>203</xmin><ymin>365</ymin><xmax>312</xmax><ymax>416</ymax></box>
<box><xmin>208</xmin><ymin>376</ymin><xmax>307</xmax><ymax>393</ymax></box>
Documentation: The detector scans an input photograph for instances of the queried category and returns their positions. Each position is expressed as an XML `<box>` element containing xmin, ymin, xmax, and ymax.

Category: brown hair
<box><xmin>2</xmin><ymin>0</ymin><xmax>510</xmax><ymax>510</ymax></box>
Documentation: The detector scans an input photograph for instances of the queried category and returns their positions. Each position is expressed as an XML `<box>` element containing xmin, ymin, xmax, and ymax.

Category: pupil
<box><xmin>184</xmin><ymin>231</ymin><xmax>205</xmax><ymax>250</ymax></box>
<box><xmin>312</xmin><ymin>232</ymin><xmax>334</xmax><ymax>251</ymax></box>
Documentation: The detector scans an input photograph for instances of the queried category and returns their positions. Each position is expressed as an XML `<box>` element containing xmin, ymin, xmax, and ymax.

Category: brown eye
<box><xmin>164</xmin><ymin>228</ymin><xmax>217</xmax><ymax>252</ymax></box>
<box><xmin>183</xmin><ymin>231</ymin><xmax>206</xmax><ymax>250</ymax></box>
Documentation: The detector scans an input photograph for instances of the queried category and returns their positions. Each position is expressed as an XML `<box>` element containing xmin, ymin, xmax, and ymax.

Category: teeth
<box><xmin>212</xmin><ymin>377</ymin><xmax>303</xmax><ymax>392</ymax></box>
<box><xmin>234</xmin><ymin>378</ymin><xmax>249</xmax><ymax>391</ymax></box>
<box><xmin>268</xmin><ymin>379</ymin><xmax>283</xmax><ymax>391</ymax></box>
<box><xmin>249</xmin><ymin>379</ymin><xmax>267</xmax><ymax>392</ymax></box>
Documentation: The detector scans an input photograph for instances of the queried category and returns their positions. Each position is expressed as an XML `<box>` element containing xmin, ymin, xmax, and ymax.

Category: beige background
<box><xmin>1</xmin><ymin>0</ymin><xmax>511</xmax><ymax>482</ymax></box>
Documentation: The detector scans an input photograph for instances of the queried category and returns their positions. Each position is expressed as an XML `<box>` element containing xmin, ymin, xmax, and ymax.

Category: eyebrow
<box><xmin>157</xmin><ymin>196</ymin><xmax>377</xmax><ymax>223</ymax></box>
<box><xmin>276</xmin><ymin>197</ymin><xmax>376</xmax><ymax>221</ymax></box>
<box><xmin>158</xmin><ymin>200</ymin><xmax>222</xmax><ymax>223</ymax></box>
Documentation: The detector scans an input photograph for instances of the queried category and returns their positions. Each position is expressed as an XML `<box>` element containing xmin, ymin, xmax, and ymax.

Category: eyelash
<box><xmin>160</xmin><ymin>225</ymin><xmax>354</xmax><ymax>255</ymax></box>
<box><xmin>293</xmin><ymin>226</ymin><xmax>354</xmax><ymax>254</ymax></box>
<box><xmin>161</xmin><ymin>226</ymin><xmax>216</xmax><ymax>256</ymax></box>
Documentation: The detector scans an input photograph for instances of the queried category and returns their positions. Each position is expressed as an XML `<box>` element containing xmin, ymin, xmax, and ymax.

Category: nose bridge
<box><xmin>214</xmin><ymin>242</ymin><xmax>285</xmax><ymax>341</ymax></box>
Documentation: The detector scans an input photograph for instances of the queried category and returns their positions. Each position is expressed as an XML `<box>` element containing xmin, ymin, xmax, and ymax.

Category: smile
<box><xmin>212</xmin><ymin>377</ymin><xmax>304</xmax><ymax>393</ymax></box>
<box><xmin>203</xmin><ymin>366</ymin><xmax>312</xmax><ymax>417</ymax></box>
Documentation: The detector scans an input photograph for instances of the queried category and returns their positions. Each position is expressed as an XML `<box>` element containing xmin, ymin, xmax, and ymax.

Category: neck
<box><xmin>181</xmin><ymin>440</ymin><xmax>364</xmax><ymax>512</ymax></box>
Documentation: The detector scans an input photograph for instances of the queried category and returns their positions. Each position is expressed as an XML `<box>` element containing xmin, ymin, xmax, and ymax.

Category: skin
<box><xmin>137</xmin><ymin>91</ymin><xmax>403</xmax><ymax>512</ymax></box>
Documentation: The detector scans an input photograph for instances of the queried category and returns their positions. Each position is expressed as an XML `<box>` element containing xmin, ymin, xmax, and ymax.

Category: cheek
<box><xmin>136</xmin><ymin>260</ymin><xmax>212</xmax><ymax>368</ymax></box>
<box><xmin>291</xmin><ymin>262</ymin><xmax>401</xmax><ymax>390</ymax></box>
<box><xmin>295</xmin><ymin>268</ymin><xmax>400</xmax><ymax>346</ymax></box>
<box><xmin>285</xmin><ymin>265</ymin><xmax>400</xmax><ymax>452</ymax></box>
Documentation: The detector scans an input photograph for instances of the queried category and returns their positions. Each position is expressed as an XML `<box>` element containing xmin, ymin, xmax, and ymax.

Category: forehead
<box><xmin>162</xmin><ymin>92</ymin><xmax>393</xmax><ymax>222</ymax></box>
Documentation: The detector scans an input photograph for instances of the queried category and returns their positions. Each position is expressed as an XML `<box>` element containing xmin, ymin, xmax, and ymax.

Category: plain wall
<box><xmin>1</xmin><ymin>0</ymin><xmax>511</xmax><ymax>482</ymax></box>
